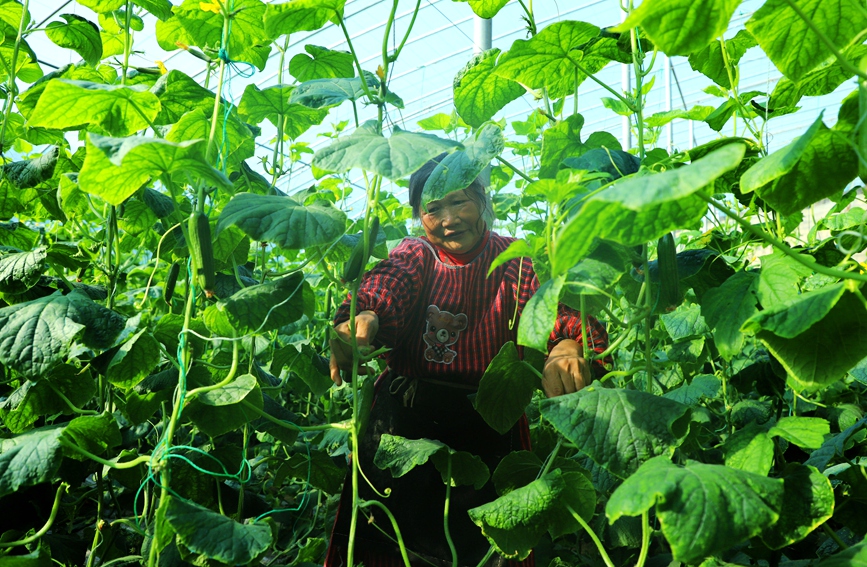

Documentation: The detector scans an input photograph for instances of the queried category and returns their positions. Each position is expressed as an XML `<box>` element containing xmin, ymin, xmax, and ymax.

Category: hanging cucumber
<box><xmin>164</xmin><ymin>262</ymin><xmax>180</xmax><ymax>305</ymax></box>
<box><xmin>656</xmin><ymin>232</ymin><xmax>680</xmax><ymax>310</ymax></box>
<box><xmin>342</xmin><ymin>217</ymin><xmax>380</xmax><ymax>283</ymax></box>
<box><xmin>188</xmin><ymin>212</ymin><xmax>216</xmax><ymax>297</ymax></box>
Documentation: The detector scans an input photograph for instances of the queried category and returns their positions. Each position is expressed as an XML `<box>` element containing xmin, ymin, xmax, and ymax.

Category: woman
<box><xmin>325</xmin><ymin>157</ymin><xmax>609</xmax><ymax>567</ymax></box>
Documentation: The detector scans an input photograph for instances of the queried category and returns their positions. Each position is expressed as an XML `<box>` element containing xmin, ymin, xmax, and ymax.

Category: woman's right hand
<box><xmin>329</xmin><ymin>310</ymin><xmax>380</xmax><ymax>386</ymax></box>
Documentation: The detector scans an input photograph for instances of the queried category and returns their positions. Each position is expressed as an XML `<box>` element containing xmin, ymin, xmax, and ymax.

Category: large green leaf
<box><xmin>168</xmin><ymin>0</ymin><xmax>270</xmax><ymax>72</ymax></box>
<box><xmin>615</xmin><ymin>0</ymin><xmax>741</xmax><ymax>56</ymax></box>
<box><xmin>769</xmin><ymin>416</ymin><xmax>830</xmax><ymax>449</ymax></box>
<box><xmin>134</xmin><ymin>0</ymin><xmax>173</xmax><ymax>20</ymax></box>
<box><xmin>237</xmin><ymin>84</ymin><xmax>328</xmax><ymax>137</ymax></box>
<box><xmin>203</xmin><ymin>273</ymin><xmax>314</xmax><ymax>337</ymax></box>
<box><xmin>0</xmin><ymin>545</ymin><xmax>52</xmax><ymax>566</ymax></box>
<box><xmin>0</xmin><ymin>425</ymin><xmax>64</xmax><ymax>497</ymax></box>
<box><xmin>760</xmin><ymin>464</ymin><xmax>834</xmax><ymax>549</ymax></box>
<box><xmin>45</xmin><ymin>14</ymin><xmax>102</xmax><ymax>66</ymax></box>
<box><xmin>552</xmin><ymin>143</ymin><xmax>745</xmax><ymax>276</ymax></box>
<box><xmin>264</xmin><ymin>0</ymin><xmax>345</xmax><ymax>38</ymax></box>
<box><xmin>700</xmin><ymin>270</ymin><xmax>759</xmax><ymax>360</ymax></box>
<box><xmin>198</xmin><ymin>373</ymin><xmax>258</xmax><ymax>406</ymax></box>
<box><xmin>217</xmin><ymin>193</ymin><xmax>346</xmax><ymax>250</ymax></box>
<box><xmin>453</xmin><ymin>48</ymin><xmax>524</xmax><ymax>128</ymax></box>
<box><xmin>606</xmin><ymin>456</ymin><xmax>785</xmax><ymax>564</ymax></box>
<box><xmin>539</xmin><ymin>114</ymin><xmax>621</xmax><ymax>179</ymax></box>
<box><xmin>757</xmin><ymin>251</ymin><xmax>814</xmax><ymax>309</ymax></box>
<box><xmin>62</xmin><ymin>413</ymin><xmax>121</xmax><ymax>458</ymax></box>
<box><xmin>818</xmin><ymin>539</ymin><xmax>867</xmax><ymax>567</ymax></box>
<box><xmin>770</xmin><ymin>44</ymin><xmax>867</xmax><ymax>107</ymax></box>
<box><xmin>75</xmin><ymin>0</ymin><xmax>124</xmax><ymax>11</ymax></box>
<box><xmin>1</xmin><ymin>365</ymin><xmax>96</xmax><ymax>433</ymax></box>
<box><xmin>539</xmin><ymin>387</ymin><xmax>691</xmax><ymax>478</ymax></box>
<box><xmin>313</xmin><ymin>121</ymin><xmax>461</xmax><ymax>180</ymax></box>
<box><xmin>0</xmin><ymin>147</ymin><xmax>59</xmax><ymax>189</ymax></box>
<box><xmin>467</xmin><ymin>469</ymin><xmax>595</xmax><ymax>560</ymax></box>
<box><xmin>662</xmin><ymin>374</ymin><xmax>721</xmax><ymax>406</ymax></box>
<box><xmin>278</xmin><ymin>450</ymin><xmax>345</xmax><ymax>494</ymax></box>
<box><xmin>455</xmin><ymin>0</ymin><xmax>509</xmax><ymax>18</ymax></box>
<box><xmin>474</xmin><ymin>342</ymin><xmax>541</xmax><ymax>435</ymax></box>
<box><xmin>723</xmin><ymin>423</ymin><xmax>775</xmax><ymax>476</ymax></box>
<box><xmin>289</xmin><ymin>45</ymin><xmax>354</xmax><ymax>82</ymax></box>
<box><xmin>756</xmin><ymin>126</ymin><xmax>858</xmax><ymax>216</ymax></box>
<box><xmin>517</xmin><ymin>275</ymin><xmax>564</xmax><ymax>353</ymax></box>
<box><xmin>688</xmin><ymin>30</ymin><xmax>757</xmax><ymax>88</ymax></box>
<box><xmin>742</xmin><ymin>283</ymin><xmax>867</xmax><ymax>391</ymax></box>
<box><xmin>0</xmin><ymin>290</ymin><xmax>125</xmax><ymax>378</ymax></box>
<box><xmin>421</xmin><ymin>124</ymin><xmax>504</xmax><ymax>207</ymax></box>
<box><xmin>104</xmin><ymin>329</ymin><xmax>161</xmax><ymax>390</ymax></box>
<box><xmin>374</xmin><ymin>434</ymin><xmax>490</xmax><ymax>489</ymax></box>
<box><xmin>493</xmin><ymin>21</ymin><xmax>601</xmax><ymax>99</ymax></box>
<box><xmin>166</xmin><ymin>108</ymin><xmax>254</xmax><ymax>172</ymax></box>
<box><xmin>184</xmin><ymin>369</ymin><xmax>264</xmax><ymax>438</ymax></box>
<box><xmin>0</xmin><ymin>246</ymin><xmax>46</xmax><ymax>294</ymax></box>
<box><xmin>164</xmin><ymin>497</ymin><xmax>272</xmax><ymax>564</ymax></box>
<box><xmin>660</xmin><ymin>303</ymin><xmax>711</xmax><ymax>342</ymax></box>
<box><xmin>0</xmin><ymin>35</ymin><xmax>42</xmax><ymax>85</ymax></box>
<box><xmin>150</xmin><ymin>70</ymin><xmax>215</xmax><ymax>125</ymax></box>
<box><xmin>740</xmin><ymin>114</ymin><xmax>824</xmax><ymax>194</ymax></box>
<box><xmin>289</xmin><ymin>75</ymin><xmax>375</xmax><ymax>108</ymax></box>
<box><xmin>745</xmin><ymin>0</ymin><xmax>867</xmax><ymax>82</ymax></box>
<box><xmin>79</xmin><ymin>134</ymin><xmax>232</xmax><ymax>206</ymax></box>
<box><xmin>26</xmin><ymin>80</ymin><xmax>161</xmax><ymax>137</ymax></box>
<box><xmin>491</xmin><ymin>451</ymin><xmax>544</xmax><ymax>496</ymax></box>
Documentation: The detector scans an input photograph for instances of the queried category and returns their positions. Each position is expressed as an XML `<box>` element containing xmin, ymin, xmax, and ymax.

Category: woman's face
<box><xmin>421</xmin><ymin>189</ymin><xmax>486</xmax><ymax>254</ymax></box>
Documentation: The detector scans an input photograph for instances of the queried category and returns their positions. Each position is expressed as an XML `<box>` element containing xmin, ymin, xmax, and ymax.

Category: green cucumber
<box><xmin>656</xmin><ymin>232</ymin><xmax>680</xmax><ymax>310</ymax></box>
<box><xmin>188</xmin><ymin>212</ymin><xmax>216</xmax><ymax>296</ymax></box>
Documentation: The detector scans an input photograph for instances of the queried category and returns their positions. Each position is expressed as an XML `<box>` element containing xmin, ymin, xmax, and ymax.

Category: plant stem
<box><xmin>205</xmin><ymin>12</ymin><xmax>230</xmax><ymax>172</ymax></box>
<box><xmin>580</xmin><ymin>293</ymin><xmax>590</xmax><ymax>361</ymax></box>
<box><xmin>781</xmin><ymin>0</ymin><xmax>867</xmax><ymax>81</ymax></box>
<box><xmin>570</xmin><ymin>58</ymin><xmax>635</xmax><ymax>112</ymax></box>
<box><xmin>59</xmin><ymin>439</ymin><xmax>152</xmax><ymax>469</ymax></box>
<box><xmin>635</xmin><ymin>510</ymin><xmax>651</xmax><ymax>567</ymax></box>
<box><xmin>358</xmin><ymin>500</ymin><xmax>412</xmax><ymax>567</ymax></box>
<box><xmin>241</xmin><ymin>399</ymin><xmax>350</xmax><ymax>430</ymax></box>
<box><xmin>475</xmin><ymin>547</ymin><xmax>496</xmax><ymax>567</ymax></box>
<box><xmin>0</xmin><ymin>483</ymin><xmax>68</xmax><ymax>548</ymax></box>
<box><xmin>0</xmin><ymin>0</ymin><xmax>28</xmax><ymax>155</ymax></box>
<box><xmin>185</xmin><ymin>336</ymin><xmax>239</xmax><ymax>401</ymax></box>
<box><xmin>443</xmin><ymin>454</ymin><xmax>459</xmax><ymax>567</ymax></box>
<box><xmin>566</xmin><ymin>505</ymin><xmax>615</xmax><ymax>567</ymax></box>
<box><xmin>121</xmin><ymin>0</ymin><xmax>132</xmax><ymax>84</ymax></box>
<box><xmin>85</xmin><ymin>471</ymin><xmax>104</xmax><ymax>567</ymax></box>
<box><xmin>539</xmin><ymin>440</ymin><xmax>562</xmax><ymax>478</ymax></box>
<box><xmin>390</xmin><ymin>0</ymin><xmax>422</xmax><ymax>62</ymax></box>
<box><xmin>701</xmin><ymin>193</ymin><xmax>867</xmax><ymax>283</ymax></box>
<box><xmin>823</xmin><ymin>523</ymin><xmax>850</xmax><ymax>550</ymax></box>
<box><xmin>338</xmin><ymin>17</ymin><xmax>376</xmax><ymax>103</ymax></box>
<box><xmin>496</xmin><ymin>156</ymin><xmax>533</xmax><ymax>183</ymax></box>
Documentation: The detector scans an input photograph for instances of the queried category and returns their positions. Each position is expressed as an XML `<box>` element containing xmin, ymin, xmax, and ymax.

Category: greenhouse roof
<box><xmin>25</xmin><ymin>0</ymin><xmax>852</xmax><ymax>208</ymax></box>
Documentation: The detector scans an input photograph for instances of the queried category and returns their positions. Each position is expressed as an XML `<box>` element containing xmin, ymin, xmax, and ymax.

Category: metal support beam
<box><xmin>473</xmin><ymin>15</ymin><xmax>492</xmax><ymax>54</ymax></box>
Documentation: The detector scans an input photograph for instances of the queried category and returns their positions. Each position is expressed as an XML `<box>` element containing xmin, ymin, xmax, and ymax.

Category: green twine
<box><xmin>131</xmin><ymin>1</ymin><xmax>314</xmax><ymax>534</ymax></box>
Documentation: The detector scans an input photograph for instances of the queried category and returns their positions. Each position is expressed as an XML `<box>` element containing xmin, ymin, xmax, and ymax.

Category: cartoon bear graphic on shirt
<box><xmin>423</xmin><ymin>305</ymin><xmax>468</xmax><ymax>364</ymax></box>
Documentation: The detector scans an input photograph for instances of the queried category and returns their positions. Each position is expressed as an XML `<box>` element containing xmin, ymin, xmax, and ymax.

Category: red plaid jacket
<box><xmin>335</xmin><ymin>232</ymin><xmax>609</xmax><ymax>385</ymax></box>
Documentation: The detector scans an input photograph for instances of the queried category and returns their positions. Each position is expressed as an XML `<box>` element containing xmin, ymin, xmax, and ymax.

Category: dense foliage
<box><xmin>0</xmin><ymin>0</ymin><xmax>866</xmax><ymax>566</ymax></box>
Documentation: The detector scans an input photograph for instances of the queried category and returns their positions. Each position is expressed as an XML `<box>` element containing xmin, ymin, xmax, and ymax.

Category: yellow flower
<box><xmin>199</xmin><ymin>1</ymin><xmax>222</xmax><ymax>14</ymax></box>
<box><xmin>156</xmin><ymin>60</ymin><xmax>168</xmax><ymax>74</ymax></box>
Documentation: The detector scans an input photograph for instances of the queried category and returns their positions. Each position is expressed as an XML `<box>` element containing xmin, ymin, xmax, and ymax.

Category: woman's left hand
<box><xmin>542</xmin><ymin>339</ymin><xmax>591</xmax><ymax>398</ymax></box>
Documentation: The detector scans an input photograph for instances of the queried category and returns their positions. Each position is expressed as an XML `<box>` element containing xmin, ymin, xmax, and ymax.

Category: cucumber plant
<box><xmin>0</xmin><ymin>0</ymin><xmax>866</xmax><ymax>566</ymax></box>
